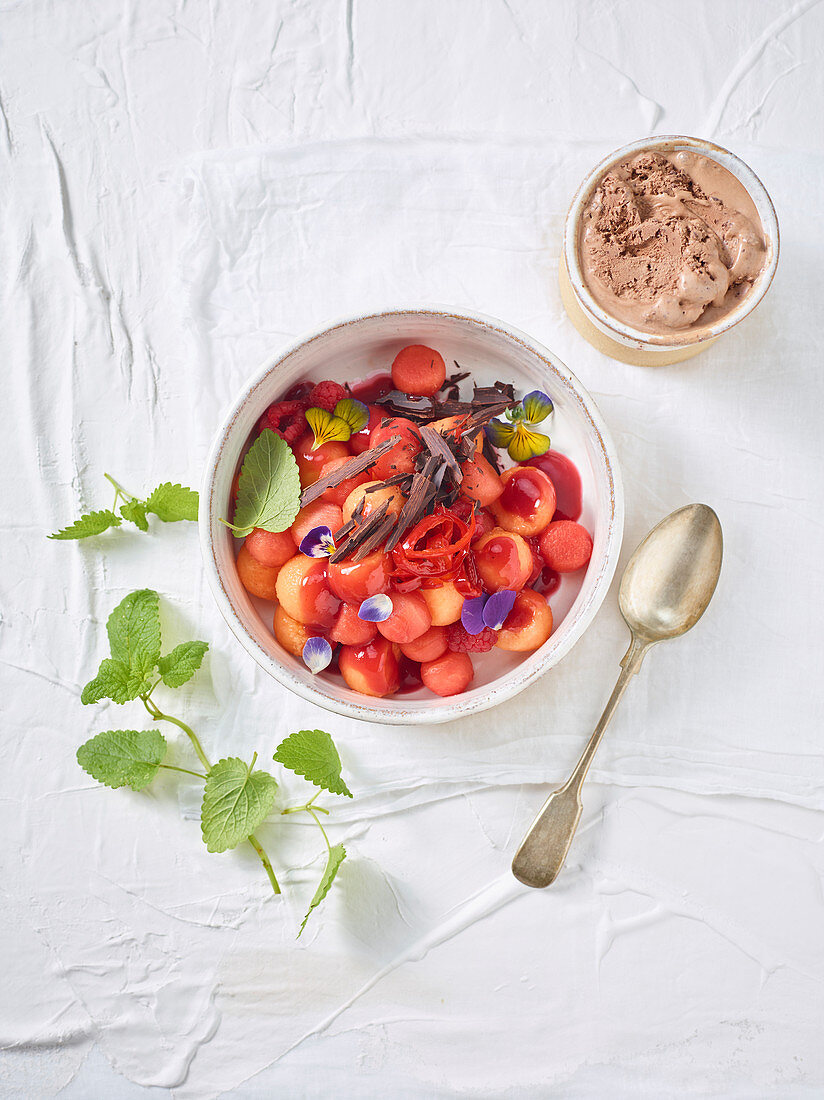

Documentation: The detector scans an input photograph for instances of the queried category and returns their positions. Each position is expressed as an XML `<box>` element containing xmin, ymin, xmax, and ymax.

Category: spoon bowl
<box><xmin>619</xmin><ymin>504</ymin><xmax>723</xmax><ymax>642</ymax></box>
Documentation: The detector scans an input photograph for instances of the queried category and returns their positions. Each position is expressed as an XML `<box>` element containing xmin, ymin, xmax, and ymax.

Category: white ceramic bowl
<box><xmin>562</xmin><ymin>135</ymin><xmax>780</xmax><ymax>365</ymax></box>
<box><xmin>200</xmin><ymin>307</ymin><xmax>624</xmax><ymax>725</ymax></box>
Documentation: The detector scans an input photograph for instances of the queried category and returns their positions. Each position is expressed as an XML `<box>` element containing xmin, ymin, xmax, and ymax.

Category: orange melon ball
<box><xmin>275</xmin><ymin>555</ymin><xmax>340</xmax><ymax>628</ymax></box>
<box><xmin>342</xmin><ymin>480</ymin><xmax>405</xmax><ymax>524</ymax></box>
<box><xmin>419</xmin><ymin>581</ymin><xmax>464</xmax><ymax>626</ymax></box>
<box><xmin>236</xmin><ymin>545</ymin><xmax>280</xmax><ymax>601</ymax></box>
<box><xmin>495</xmin><ymin>589</ymin><xmax>553</xmax><ymax>651</ymax></box>
<box><xmin>490</xmin><ymin>466</ymin><xmax>557</xmax><ymax>537</ymax></box>
<box><xmin>474</xmin><ymin>528</ymin><xmax>533</xmax><ymax>592</ymax></box>
<box><xmin>272</xmin><ymin>606</ymin><xmax>315</xmax><ymax>657</ymax></box>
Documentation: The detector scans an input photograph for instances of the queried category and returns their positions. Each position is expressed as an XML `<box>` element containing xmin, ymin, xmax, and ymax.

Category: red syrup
<box><xmin>396</xmin><ymin>656</ymin><xmax>423</xmax><ymax>694</ymax></box>
<box><xmin>349</xmin><ymin>372</ymin><xmax>395</xmax><ymax>403</ymax></box>
<box><xmin>533</xmin><ymin>567</ymin><xmax>561</xmax><ymax>597</ymax></box>
<box><xmin>499</xmin><ymin>469</ymin><xmax>547</xmax><ymax>520</ymax></box>
<box><xmin>526</xmin><ymin>449</ymin><xmax>583</xmax><ymax>522</ymax></box>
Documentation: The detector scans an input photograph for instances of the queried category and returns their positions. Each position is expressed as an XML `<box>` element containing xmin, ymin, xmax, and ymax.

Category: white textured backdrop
<box><xmin>2</xmin><ymin>1</ymin><xmax>823</xmax><ymax>1096</ymax></box>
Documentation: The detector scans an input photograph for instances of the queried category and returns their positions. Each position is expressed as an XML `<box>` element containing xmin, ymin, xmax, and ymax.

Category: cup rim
<box><xmin>563</xmin><ymin>135</ymin><xmax>780</xmax><ymax>349</ymax></box>
<box><xmin>199</xmin><ymin>305</ymin><xmax>625</xmax><ymax>725</ymax></box>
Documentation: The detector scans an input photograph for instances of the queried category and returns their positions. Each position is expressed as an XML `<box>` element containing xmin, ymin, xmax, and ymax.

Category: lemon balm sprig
<box><xmin>77</xmin><ymin>590</ymin><xmax>352</xmax><ymax>929</ymax></box>
<box><xmin>49</xmin><ymin>473</ymin><xmax>198</xmax><ymax>539</ymax></box>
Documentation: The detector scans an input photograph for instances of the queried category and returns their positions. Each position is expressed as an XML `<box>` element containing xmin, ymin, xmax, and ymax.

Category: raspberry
<box><xmin>447</xmin><ymin>621</ymin><xmax>498</xmax><ymax>653</ymax></box>
<box><xmin>307</xmin><ymin>380</ymin><xmax>347</xmax><ymax>412</ymax></box>
<box><xmin>263</xmin><ymin>400</ymin><xmax>306</xmax><ymax>445</ymax></box>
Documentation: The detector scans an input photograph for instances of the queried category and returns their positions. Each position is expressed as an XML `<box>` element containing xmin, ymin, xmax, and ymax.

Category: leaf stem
<box><xmin>307</xmin><ymin>807</ymin><xmax>332</xmax><ymax>853</ymax></box>
<box><xmin>281</xmin><ymin>802</ymin><xmax>330</xmax><ymax>816</ymax></box>
<box><xmin>141</xmin><ymin>695</ymin><xmax>212</xmax><ymax>772</ymax></box>
<box><xmin>140</xmin><ymin>695</ymin><xmax>280</xmax><ymax>896</ymax></box>
<box><xmin>103</xmin><ymin>472</ymin><xmax>138</xmax><ymax>504</ymax></box>
<box><xmin>248</xmin><ymin>833</ymin><xmax>281</xmax><ymax>894</ymax></box>
<box><xmin>157</xmin><ymin>763</ymin><xmax>208</xmax><ymax>779</ymax></box>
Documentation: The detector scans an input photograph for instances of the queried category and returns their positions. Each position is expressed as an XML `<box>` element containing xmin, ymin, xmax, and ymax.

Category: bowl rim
<box><xmin>199</xmin><ymin>305</ymin><xmax>624</xmax><ymax>725</ymax></box>
<box><xmin>563</xmin><ymin>134</ymin><xmax>780</xmax><ymax>349</ymax></box>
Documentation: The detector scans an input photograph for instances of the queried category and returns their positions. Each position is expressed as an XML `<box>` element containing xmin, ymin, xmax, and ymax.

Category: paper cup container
<box><xmin>561</xmin><ymin>136</ymin><xmax>779</xmax><ymax>367</ymax></box>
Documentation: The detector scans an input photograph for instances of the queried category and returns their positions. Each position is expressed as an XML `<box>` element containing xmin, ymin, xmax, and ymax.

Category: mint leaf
<box><xmin>49</xmin><ymin>510</ymin><xmax>122</xmax><ymax>540</ymax></box>
<box><xmin>273</xmin><ymin>729</ymin><xmax>352</xmax><ymax>797</ymax></box>
<box><xmin>81</xmin><ymin>657</ymin><xmax>153</xmax><ymax>705</ymax></box>
<box><xmin>145</xmin><ymin>483</ymin><xmax>199</xmax><ymax>522</ymax></box>
<box><xmin>158</xmin><ymin>641</ymin><xmax>209</xmax><ymax>689</ymax></box>
<box><xmin>120</xmin><ymin>500</ymin><xmax>149</xmax><ymax>531</ymax></box>
<box><xmin>106</xmin><ymin>589</ymin><xmax>161</xmax><ymax>681</ymax></box>
<box><xmin>200</xmin><ymin>757</ymin><xmax>278</xmax><ymax>853</ymax></box>
<box><xmin>299</xmin><ymin>844</ymin><xmax>346</xmax><ymax>936</ymax></box>
<box><xmin>77</xmin><ymin>729</ymin><xmax>167</xmax><ymax>790</ymax></box>
<box><xmin>226</xmin><ymin>429</ymin><xmax>301</xmax><ymax>538</ymax></box>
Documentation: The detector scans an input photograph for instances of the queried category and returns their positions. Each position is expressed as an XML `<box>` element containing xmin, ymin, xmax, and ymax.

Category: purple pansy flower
<box><xmin>460</xmin><ymin>590</ymin><xmax>517</xmax><ymax>634</ymax></box>
<box><xmin>460</xmin><ymin>595</ymin><xmax>488</xmax><ymax>635</ymax></box>
<box><xmin>300</xmin><ymin>525</ymin><xmax>336</xmax><ymax>558</ymax></box>
<box><xmin>302</xmin><ymin>636</ymin><xmax>333</xmax><ymax>674</ymax></box>
<box><xmin>358</xmin><ymin>594</ymin><xmax>393</xmax><ymax>622</ymax></box>
<box><xmin>482</xmin><ymin>589</ymin><xmax>518</xmax><ymax>630</ymax></box>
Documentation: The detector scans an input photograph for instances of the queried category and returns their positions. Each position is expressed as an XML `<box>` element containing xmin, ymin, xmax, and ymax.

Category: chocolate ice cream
<box><xmin>578</xmin><ymin>150</ymin><xmax>767</xmax><ymax>335</ymax></box>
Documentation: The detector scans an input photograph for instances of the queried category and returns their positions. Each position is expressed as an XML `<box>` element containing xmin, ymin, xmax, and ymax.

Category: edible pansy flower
<box><xmin>302</xmin><ymin>636</ymin><xmax>333</xmax><ymax>674</ymax></box>
<box><xmin>304</xmin><ymin>398</ymin><xmax>369</xmax><ymax>451</ymax></box>
<box><xmin>358</xmin><ymin>593</ymin><xmax>393</xmax><ymax>622</ymax></box>
<box><xmin>299</xmin><ymin>525</ymin><xmax>336</xmax><ymax>558</ymax></box>
<box><xmin>485</xmin><ymin>389</ymin><xmax>554</xmax><ymax>461</ymax></box>
<box><xmin>482</xmin><ymin>589</ymin><xmax>518</xmax><ymax>630</ymax></box>
<box><xmin>521</xmin><ymin>390</ymin><xmax>554</xmax><ymax>425</ymax></box>
<box><xmin>306</xmin><ymin>406</ymin><xmax>353</xmax><ymax>450</ymax></box>
<box><xmin>460</xmin><ymin>589</ymin><xmax>517</xmax><ymax>634</ymax></box>
<box><xmin>333</xmin><ymin>397</ymin><xmax>369</xmax><ymax>434</ymax></box>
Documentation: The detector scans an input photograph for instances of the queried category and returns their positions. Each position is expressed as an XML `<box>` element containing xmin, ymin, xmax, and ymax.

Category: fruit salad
<box><xmin>231</xmin><ymin>344</ymin><xmax>593</xmax><ymax>700</ymax></box>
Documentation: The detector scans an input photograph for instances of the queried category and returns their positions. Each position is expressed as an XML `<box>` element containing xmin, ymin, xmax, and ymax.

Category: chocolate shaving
<box><xmin>481</xmin><ymin>433</ymin><xmax>502</xmax><ymax>472</ymax></box>
<box><xmin>352</xmin><ymin>513</ymin><xmax>398</xmax><ymax>562</ymax></box>
<box><xmin>376</xmin><ymin>385</ymin><xmax>517</xmax><ymax>424</ymax></box>
<box><xmin>332</xmin><ymin>516</ymin><xmax>356</xmax><ymax>543</ymax></box>
<box><xmin>419</xmin><ymin>425</ymin><xmax>463</xmax><ymax>481</ymax></box>
<box><xmin>440</xmin><ymin>368</ymin><xmax>470</xmax><ymax>401</ymax></box>
<box><xmin>364</xmin><ymin>472</ymin><xmax>412</xmax><ymax>492</ymax></box>
<box><xmin>457</xmin><ymin>430</ymin><xmax>480</xmax><ymax>462</ymax></box>
<box><xmin>328</xmin><ymin>499</ymin><xmax>391</xmax><ymax>563</ymax></box>
<box><xmin>299</xmin><ymin>435</ymin><xmax>400</xmax><ymax>507</ymax></box>
<box><xmin>460</xmin><ymin>403</ymin><xmax>513</xmax><ymax>431</ymax></box>
<box><xmin>472</xmin><ymin>386</ymin><xmax>514</xmax><ymax>405</ymax></box>
<box><xmin>385</xmin><ymin>457</ymin><xmax>442</xmax><ymax>551</ymax></box>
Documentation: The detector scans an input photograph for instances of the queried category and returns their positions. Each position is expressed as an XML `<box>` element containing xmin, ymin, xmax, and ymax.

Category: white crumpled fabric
<box><xmin>2</xmin><ymin>1</ymin><xmax>823</xmax><ymax>1096</ymax></box>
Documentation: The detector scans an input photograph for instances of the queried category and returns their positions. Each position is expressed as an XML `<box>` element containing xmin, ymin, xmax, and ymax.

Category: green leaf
<box><xmin>273</xmin><ymin>729</ymin><xmax>352</xmax><ymax>797</ymax></box>
<box><xmin>200</xmin><ymin>757</ymin><xmax>278</xmax><ymax>853</ymax></box>
<box><xmin>299</xmin><ymin>844</ymin><xmax>346</xmax><ymax>936</ymax></box>
<box><xmin>120</xmin><ymin>499</ymin><xmax>149</xmax><ymax>531</ymax></box>
<box><xmin>77</xmin><ymin>729</ymin><xmax>167</xmax><ymax>791</ymax></box>
<box><xmin>157</xmin><ymin>640</ymin><xmax>209</xmax><ymax>689</ymax></box>
<box><xmin>145</xmin><ymin>482</ymin><xmax>199</xmax><ymax>522</ymax></box>
<box><xmin>49</xmin><ymin>510</ymin><xmax>122</xmax><ymax>540</ymax></box>
<box><xmin>225</xmin><ymin>429</ymin><xmax>301</xmax><ymax>538</ymax></box>
<box><xmin>106</xmin><ymin>589</ymin><xmax>162</xmax><ymax>680</ymax></box>
<box><xmin>81</xmin><ymin>657</ymin><xmax>153</xmax><ymax>705</ymax></box>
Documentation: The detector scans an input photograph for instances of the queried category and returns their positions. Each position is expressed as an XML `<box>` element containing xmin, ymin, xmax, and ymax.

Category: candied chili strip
<box><xmin>391</xmin><ymin>507</ymin><xmax>476</xmax><ymax>585</ymax></box>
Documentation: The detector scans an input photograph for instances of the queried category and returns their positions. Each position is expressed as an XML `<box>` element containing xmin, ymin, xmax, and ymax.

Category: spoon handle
<box><xmin>511</xmin><ymin>635</ymin><xmax>650</xmax><ymax>888</ymax></box>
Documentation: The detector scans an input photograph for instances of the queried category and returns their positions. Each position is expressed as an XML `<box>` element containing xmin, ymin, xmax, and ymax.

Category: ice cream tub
<box><xmin>560</xmin><ymin>135</ymin><xmax>779</xmax><ymax>366</ymax></box>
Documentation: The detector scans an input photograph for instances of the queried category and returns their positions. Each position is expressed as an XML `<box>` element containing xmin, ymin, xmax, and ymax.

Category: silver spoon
<box><xmin>512</xmin><ymin>503</ymin><xmax>723</xmax><ymax>889</ymax></box>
